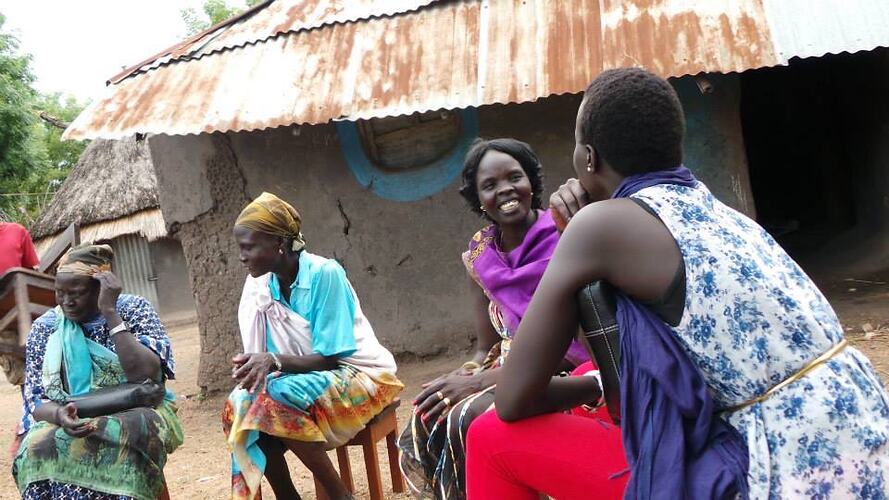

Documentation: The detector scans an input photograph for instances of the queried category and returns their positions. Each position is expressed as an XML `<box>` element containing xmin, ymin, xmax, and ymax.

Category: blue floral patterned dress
<box><xmin>17</xmin><ymin>294</ymin><xmax>176</xmax><ymax>500</ymax></box>
<box><xmin>632</xmin><ymin>183</ymin><xmax>888</xmax><ymax>499</ymax></box>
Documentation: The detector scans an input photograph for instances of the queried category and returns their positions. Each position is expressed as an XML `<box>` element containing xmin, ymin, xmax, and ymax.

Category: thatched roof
<box><xmin>30</xmin><ymin>137</ymin><xmax>160</xmax><ymax>239</ymax></box>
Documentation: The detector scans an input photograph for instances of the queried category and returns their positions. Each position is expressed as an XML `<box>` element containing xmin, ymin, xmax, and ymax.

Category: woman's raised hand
<box><xmin>94</xmin><ymin>271</ymin><xmax>123</xmax><ymax>315</ymax></box>
<box><xmin>549</xmin><ymin>178</ymin><xmax>591</xmax><ymax>232</ymax></box>
<box><xmin>232</xmin><ymin>352</ymin><xmax>275</xmax><ymax>394</ymax></box>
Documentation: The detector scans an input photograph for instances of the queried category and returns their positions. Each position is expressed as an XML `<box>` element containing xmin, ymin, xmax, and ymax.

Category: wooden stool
<box><xmin>314</xmin><ymin>399</ymin><xmax>405</xmax><ymax>500</ymax></box>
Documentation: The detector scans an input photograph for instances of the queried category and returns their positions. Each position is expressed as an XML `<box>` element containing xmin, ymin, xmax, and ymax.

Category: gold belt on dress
<box><xmin>725</xmin><ymin>338</ymin><xmax>849</xmax><ymax>413</ymax></box>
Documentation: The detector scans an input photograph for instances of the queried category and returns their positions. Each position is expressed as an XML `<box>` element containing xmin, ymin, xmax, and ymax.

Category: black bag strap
<box><xmin>576</xmin><ymin>281</ymin><xmax>621</xmax><ymax>425</ymax></box>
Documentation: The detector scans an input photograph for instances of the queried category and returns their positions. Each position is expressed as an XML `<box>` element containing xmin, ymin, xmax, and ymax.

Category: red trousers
<box><xmin>465</xmin><ymin>362</ymin><xmax>628</xmax><ymax>500</ymax></box>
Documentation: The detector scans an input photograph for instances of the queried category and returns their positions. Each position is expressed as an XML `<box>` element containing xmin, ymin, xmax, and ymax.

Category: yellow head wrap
<box><xmin>234</xmin><ymin>192</ymin><xmax>307</xmax><ymax>252</ymax></box>
<box><xmin>57</xmin><ymin>243</ymin><xmax>114</xmax><ymax>276</ymax></box>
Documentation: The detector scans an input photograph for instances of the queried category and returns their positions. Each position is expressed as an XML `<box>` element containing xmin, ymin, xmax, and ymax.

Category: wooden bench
<box><xmin>314</xmin><ymin>399</ymin><xmax>405</xmax><ymax>500</ymax></box>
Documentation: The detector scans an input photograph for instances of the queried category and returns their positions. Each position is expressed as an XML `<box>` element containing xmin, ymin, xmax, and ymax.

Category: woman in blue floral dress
<box><xmin>466</xmin><ymin>68</ymin><xmax>888</xmax><ymax>499</ymax></box>
<box><xmin>14</xmin><ymin>244</ymin><xmax>182</xmax><ymax>500</ymax></box>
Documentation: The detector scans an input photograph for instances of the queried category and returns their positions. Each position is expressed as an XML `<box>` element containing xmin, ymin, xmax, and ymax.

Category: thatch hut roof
<box><xmin>30</xmin><ymin>137</ymin><xmax>164</xmax><ymax>243</ymax></box>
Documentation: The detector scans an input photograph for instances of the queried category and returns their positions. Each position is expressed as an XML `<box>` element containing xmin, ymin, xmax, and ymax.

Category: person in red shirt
<box><xmin>0</xmin><ymin>222</ymin><xmax>40</xmax><ymax>275</ymax></box>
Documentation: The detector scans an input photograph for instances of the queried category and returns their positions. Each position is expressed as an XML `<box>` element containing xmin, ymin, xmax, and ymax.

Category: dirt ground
<box><xmin>0</xmin><ymin>274</ymin><xmax>885</xmax><ymax>500</ymax></box>
<box><xmin>0</xmin><ymin>322</ymin><xmax>458</xmax><ymax>500</ymax></box>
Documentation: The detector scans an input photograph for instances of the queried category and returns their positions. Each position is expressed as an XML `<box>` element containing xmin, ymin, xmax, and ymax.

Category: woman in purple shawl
<box><xmin>399</xmin><ymin>138</ymin><xmax>619</xmax><ymax>499</ymax></box>
<box><xmin>466</xmin><ymin>68</ymin><xmax>887</xmax><ymax>500</ymax></box>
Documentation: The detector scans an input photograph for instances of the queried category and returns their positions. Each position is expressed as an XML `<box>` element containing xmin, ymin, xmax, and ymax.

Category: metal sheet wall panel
<box><xmin>113</xmin><ymin>234</ymin><xmax>160</xmax><ymax>309</ymax></box>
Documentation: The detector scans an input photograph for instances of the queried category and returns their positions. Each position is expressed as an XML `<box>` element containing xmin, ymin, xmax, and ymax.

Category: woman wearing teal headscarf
<box><xmin>13</xmin><ymin>244</ymin><xmax>183</xmax><ymax>500</ymax></box>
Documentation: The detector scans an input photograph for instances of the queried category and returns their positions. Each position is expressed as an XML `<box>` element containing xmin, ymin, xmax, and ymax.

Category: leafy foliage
<box><xmin>0</xmin><ymin>14</ymin><xmax>87</xmax><ymax>224</ymax></box>
<box><xmin>36</xmin><ymin>92</ymin><xmax>88</xmax><ymax>170</ymax></box>
<box><xmin>0</xmin><ymin>14</ymin><xmax>40</xmax><ymax>190</ymax></box>
<box><xmin>180</xmin><ymin>0</ymin><xmax>264</xmax><ymax>36</ymax></box>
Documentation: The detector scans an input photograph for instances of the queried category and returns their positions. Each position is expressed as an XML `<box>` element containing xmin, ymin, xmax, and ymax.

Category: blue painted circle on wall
<box><xmin>335</xmin><ymin>108</ymin><xmax>480</xmax><ymax>202</ymax></box>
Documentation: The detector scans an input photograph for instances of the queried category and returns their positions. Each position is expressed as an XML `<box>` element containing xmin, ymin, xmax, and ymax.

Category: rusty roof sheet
<box><xmin>113</xmin><ymin>0</ymin><xmax>439</xmax><ymax>82</ymax></box>
<box><xmin>65</xmin><ymin>0</ymin><xmax>889</xmax><ymax>140</ymax></box>
<box><xmin>196</xmin><ymin>0</ymin><xmax>440</xmax><ymax>54</ymax></box>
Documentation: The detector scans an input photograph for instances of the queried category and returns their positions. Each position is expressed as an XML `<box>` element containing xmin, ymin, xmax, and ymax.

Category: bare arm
<box><xmin>427</xmin><ymin>273</ymin><xmax>499</xmax><ymax>380</ymax></box>
<box><xmin>33</xmin><ymin>401</ymin><xmax>95</xmax><ymax>437</ymax></box>
<box><xmin>232</xmin><ymin>353</ymin><xmax>341</xmax><ymax>393</ymax></box>
<box><xmin>468</xmin><ymin>273</ymin><xmax>502</xmax><ymax>365</ymax></box>
<box><xmin>496</xmin><ymin>199</ymin><xmax>681</xmax><ymax>421</ymax></box>
<box><xmin>32</xmin><ymin>401</ymin><xmax>60</xmax><ymax>424</ymax></box>
<box><xmin>277</xmin><ymin>353</ymin><xmax>339</xmax><ymax>373</ymax></box>
<box><xmin>105</xmin><ymin>311</ymin><xmax>162</xmax><ymax>382</ymax></box>
<box><xmin>411</xmin><ymin>273</ymin><xmax>503</xmax><ymax>422</ymax></box>
<box><xmin>96</xmin><ymin>273</ymin><xmax>163</xmax><ymax>383</ymax></box>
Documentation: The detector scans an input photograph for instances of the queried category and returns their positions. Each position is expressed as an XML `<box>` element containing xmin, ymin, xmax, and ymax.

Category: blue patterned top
<box><xmin>19</xmin><ymin>294</ymin><xmax>175</xmax><ymax>434</ymax></box>
<box><xmin>632</xmin><ymin>182</ymin><xmax>888</xmax><ymax>499</ymax></box>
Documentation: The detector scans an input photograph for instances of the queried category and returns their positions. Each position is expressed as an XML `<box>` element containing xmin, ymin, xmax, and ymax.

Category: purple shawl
<box><xmin>613</xmin><ymin>166</ymin><xmax>748</xmax><ymax>499</ymax></box>
<box><xmin>463</xmin><ymin>209</ymin><xmax>588</xmax><ymax>365</ymax></box>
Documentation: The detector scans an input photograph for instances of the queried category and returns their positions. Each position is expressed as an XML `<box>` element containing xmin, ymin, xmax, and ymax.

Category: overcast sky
<box><xmin>0</xmin><ymin>1</ymin><xmax>208</xmax><ymax>101</ymax></box>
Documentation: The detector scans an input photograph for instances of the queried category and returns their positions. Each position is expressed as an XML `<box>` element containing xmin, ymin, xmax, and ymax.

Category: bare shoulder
<box><xmin>561</xmin><ymin>198</ymin><xmax>657</xmax><ymax>250</ymax></box>
<box><xmin>558</xmin><ymin>198</ymin><xmax>681</xmax><ymax>300</ymax></box>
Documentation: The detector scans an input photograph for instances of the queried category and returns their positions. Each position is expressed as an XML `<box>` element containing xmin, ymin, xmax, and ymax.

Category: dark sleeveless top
<box><xmin>631</xmin><ymin>198</ymin><xmax>685</xmax><ymax>326</ymax></box>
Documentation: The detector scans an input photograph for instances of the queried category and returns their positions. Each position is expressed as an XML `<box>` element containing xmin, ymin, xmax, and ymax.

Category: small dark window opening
<box><xmin>357</xmin><ymin>110</ymin><xmax>461</xmax><ymax>171</ymax></box>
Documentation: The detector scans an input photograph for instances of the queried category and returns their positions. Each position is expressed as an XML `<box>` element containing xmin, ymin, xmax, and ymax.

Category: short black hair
<box><xmin>459</xmin><ymin>138</ymin><xmax>544</xmax><ymax>217</ymax></box>
<box><xmin>578</xmin><ymin>68</ymin><xmax>685</xmax><ymax>175</ymax></box>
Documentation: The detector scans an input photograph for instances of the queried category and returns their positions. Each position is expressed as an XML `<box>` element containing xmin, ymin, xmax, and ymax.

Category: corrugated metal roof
<box><xmin>186</xmin><ymin>0</ymin><xmax>440</xmax><ymax>59</ymax></box>
<box><xmin>600</xmin><ymin>0</ymin><xmax>777</xmax><ymax>75</ymax></box>
<box><xmin>112</xmin><ymin>0</ymin><xmax>439</xmax><ymax>82</ymax></box>
<box><xmin>64</xmin><ymin>0</ymin><xmax>889</xmax><ymax>140</ymax></box>
<box><xmin>761</xmin><ymin>0</ymin><xmax>889</xmax><ymax>62</ymax></box>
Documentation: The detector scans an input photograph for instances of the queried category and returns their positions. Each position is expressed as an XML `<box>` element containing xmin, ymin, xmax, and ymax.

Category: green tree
<box><xmin>0</xmin><ymin>13</ymin><xmax>87</xmax><ymax>224</ymax></box>
<box><xmin>181</xmin><ymin>0</ymin><xmax>264</xmax><ymax>36</ymax></box>
<box><xmin>16</xmin><ymin>93</ymin><xmax>89</xmax><ymax>223</ymax></box>
<box><xmin>35</xmin><ymin>92</ymin><xmax>88</xmax><ymax>170</ymax></box>
<box><xmin>0</xmin><ymin>13</ymin><xmax>43</xmax><ymax>222</ymax></box>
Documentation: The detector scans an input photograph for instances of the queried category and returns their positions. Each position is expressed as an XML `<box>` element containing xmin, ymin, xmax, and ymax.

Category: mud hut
<box><xmin>31</xmin><ymin>136</ymin><xmax>195</xmax><ymax>323</ymax></box>
<box><xmin>62</xmin><ymin>0</ymin><xmax>889</xmax><ymax>391</ymax></box>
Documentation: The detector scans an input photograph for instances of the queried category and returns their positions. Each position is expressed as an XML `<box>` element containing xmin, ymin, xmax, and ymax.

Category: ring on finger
<box><xmin>436</xmin><ymin>391</ymin><xmax>445</xmax><ymax>401</ymax></box>
<box><xmin>442</xmin><ymin>397</ymin><xmax>451</xmax><ymax>407</ymax></box>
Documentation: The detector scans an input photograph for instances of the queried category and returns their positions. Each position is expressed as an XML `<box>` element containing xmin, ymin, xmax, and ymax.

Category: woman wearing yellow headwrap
<box><xmin>13</xmin><ymin>243</ymin><xmax>183</xmax><ymax>500</ymax></box>
<box><xmin>224</xmin><ymin>193</ymin><xmax>403</xmax><ymax>500</ymax></box>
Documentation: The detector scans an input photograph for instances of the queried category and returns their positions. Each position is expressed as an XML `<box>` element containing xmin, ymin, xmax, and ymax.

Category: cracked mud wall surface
<box><xmin>229</xmin><ymin>124</ymin><xmax>484</xmax><ymax>360</ymax></box>
<box><xmin>147</xmin><ymin>94</ymin><xmax>752</xmax><ymax>392</ymax></box>
<box><xmin>149</xmin><ymin>133</ymin><xmax>251</xmax><ymax>392</ymax></box>
<box><xmin>230</xmin><ymin>98</ymin><xmax>598</xmax><ymax>365</ymax></box>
